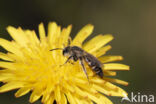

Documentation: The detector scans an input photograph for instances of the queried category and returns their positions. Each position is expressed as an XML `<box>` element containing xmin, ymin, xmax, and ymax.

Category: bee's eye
<box><xmin>63</xmin><ymin>48</ymin><xmax>68</xmax><ymax>55</ymax></box>
<box><xmin>63</xmin><ymin>46</ymin><xmax>71</xmax><ymax>56</ymax></box>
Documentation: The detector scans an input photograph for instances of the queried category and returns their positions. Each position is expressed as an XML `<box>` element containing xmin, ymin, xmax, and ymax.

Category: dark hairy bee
<box><xmin>50</xmin><ymin>39</ymin><xmax>103</xmax><ymax>80</ymax></box>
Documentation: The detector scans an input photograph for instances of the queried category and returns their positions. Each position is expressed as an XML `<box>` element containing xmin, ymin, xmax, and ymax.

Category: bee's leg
<box><xmin>79</xmin><ymin>57</ymin><xmax>89</xmax><ymax>81</ymax></box>
<box><xmin>60</xmin><ymin>56</ymin><xmax>73</xmax><ymax>66</ymax></box>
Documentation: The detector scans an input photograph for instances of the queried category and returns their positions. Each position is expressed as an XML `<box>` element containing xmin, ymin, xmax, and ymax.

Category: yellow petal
<box><xmin>0</xmin><ymin>38</ymin><xmax>23</xmax><ymax>56</ymax></box>
<box><xmin>74</xmin><ymin>86</ymin><xmax>88</xmax><ymax>98</ymax></box>
<box><xmin>0</xmin><ymin>82</ymin><xmax>23</xmax><ymax>93</ymax></box>
<box><xmin>0</xmin><ymin>70</ymin><xmax>13</xmax><ymax>82</ymax></box>
<box><xmin>92</xmin><ymin>84</ymin><xmax>111</xmax><ymax>96</ymax></box>
<box><xmin>99</xmin><ymin>95</ymin><xmax>113</xmax><ymax>104</ymax></box>
<box><xmin>75</xmin><ymin>97</ymin><xmax>83</xmax><ymax>104</ymax></box>
<box><xmin>84</xmin><ymin>91</ymin><xmax>99</xmax><ymax>103</ymax></box>
<box><xmin>105</xmin><ymin>82</ymin><xmax>128</xmax><ymax>97</ymax></box>
<box><xmin>15</xmin><ymin>87</ymin><xmax>31</xmax><ymax>97</ymax></box>
<box><xmin>0</xmin><ymin>62</ymin><xmax>15</xmax><ymax>69</ymax></box>
<box><xmin>54</xmin><ymin>86</ymin><xmax>61</xmax><ymax>103</ymax></box>
<box><xmin>60</xmin><ymin>93</ymin><xmax>67</xmax><ymax>104</ymax></box>
<box><xmin>104</xmin><ymin>71</ymin><xmax>116</xmax><ymax>76</ymax></box>
<box><xmin>90</xmin><ymin>77</ymin><xmax>105</xmax><ymax>84</ymax></box>
<box><xmin>99</xmin><ymin>56</ymin><xmax>123</xmax><ymax>63</ymax></box>
<box><xmin>41</xmin><ymin>92</ymin><xmax>51</xmax><ymax>103</ymax></box>
<box><xmin>7</xmin><ymin>26</ymin><xmax>29</xmax><ymax>47</ymax></box>
<box><xmin>93</xmin><ymin>82</ymin><xmax>127</xmax><ymax>97</ymax></box>
<box><xmin>104</xmin><ymin>63</ymin><xmax>130</xmax><ymax>70</ymax></box>
<box><xmin>38</xmin><ymin>23</ymin><xmax>46</xmax><ymax>43</ymax></box>
<box><xmin>93</xmin><ymin>45</ymin><xmax>112</xmax><ymax>57</ymax></box>
<box><xmin>74</xmin><ymin>77</ymin><xmax>88</xmax><ymax>84</ymax></box>
<box><xmin>103</xmin><ymin>78</ymin><xmax>128</xmax><ymax>86</ymax></box>
<box><xmin>47</xmin><ymin>22</ymin><xmax>57</xmax><ymax>47</ymax></box>
<box><xmin>75</xmin><ymin>79</ymin><xmax>97</xmax><ymax>94</ymax></box>
<box><xmin>73</xmin><ymin>24</ymin><xmax>94</xmax><ymax>46</ymax></box>
<box><xmin>29</xmin><ymin>89</ymin><xmax>42</xmax><ymax>103</ymax></box>
<box><xmin>83</xmin><ymin>34</ymin><xmax>103</xmax><ymax>50</ymax></box>
<box><xmin>66</xmin><ymin>91</ymin><xmax>76</xmax><ymax>104</ymax></box>
<box><xmin>55</xmin><ymin>26</ymin><xmax>61</xmax><ymax>47</ymax></box>
<box><xmin>24</xmin><ymin>30</ymin><xmax>39</xmax><ymax>46</ymax></box>
<box><xmin>45</xmin><ymin>93</ymin><xmax>55</xmax><ymax>104</ymax></box>
<box><xmin>61</xmin><ymin>25</ymin><xmax>72</xmax><ymax>46</ymax></box>
<box><xmin>63</xmin><ymin>82</ymin><xmax>75</xmax><ymax>93</ymax></box>
<box><xmin>83</xmin><ymin>34</ymin><xmax>113</xmax><ymax>53</ymax></box>
<box><xmin>0</xmin><ymin>52</ymin><xmax>13</xmax><ymax>61</ymax></box>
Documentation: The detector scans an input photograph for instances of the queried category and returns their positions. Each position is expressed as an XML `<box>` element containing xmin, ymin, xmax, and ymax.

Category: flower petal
<box><xmin>60</xmin><ymin>93</ymin><xmax>67</xmax><ymax>104</ymax></box>
<box><xmin>0</xmin><ymin>82</ymin><xmax>23</xmax><ymax>93</ymax></box>
<box><xmin>104</xmin><ymin>63</ymin><xmax>130</xmax><ymax>70</ymax></box>
<box><xmin>99</xmin><ymin>95</ymin><xmax>113</xmax><ymax>104</ymax></box>
<box><xmin>7</xmin><ymin>26</ymin><xmax>29</xmax><ymax>47</ymax></box>
<box><xmin>29</xmin><ymin>89</ymin><xmax>42</xmax><ymax>103</ymax></box>
<box><xmin>93</xmin><ymin>82</ymin><xmax>127</xmax><ymax>97</ymax></box>
<box><xmin>0</xmin><ymin>38</ymin><xmax>23</xmax><ymax>56</ymax></box>
<box><xmin>0</xmin><ymin>62</ymin><xmax>15</xmax><ymax>69</ymax></box>
<box><xmin>103</xmin><ymin>82</ymin><xmax>128</xmax><ymax>97</ymax></box>
<box><xmin>38</xmin><ymin>23</ymin><xmax>46</xmax><ymax>43</ymax></box>
<box><xmin>45</xmin><ymin>93</ymin><xmax>55</xmax><ymax>104</ymax></box>
<box><xmin>104</xmin><ymin>71</ymin><xmax>116</xmax><ymax>76</ymax></box>
<box><xmin>47</xmin><ymin>22</ymin><xmax>58</xmax><ymax>47</ymax></box>
<box><xmin>54</xmin><ymin>86</ymin><xmax>61</xmax><ymax>103</ymax></box>
<box><xmin>72</xmin><ymin>24</ymin><xmax>94</xmax><ymax>46</ymax></box>
<box><xmin>0</xmin><ymin>52</ymin><xmax>14</xmax><ymax>61</ymax></box>
<box><xmin>25</xmin><ymin>30</ymin><xmax>40</xmax><ymax>45</ymax></box>
<box><xmin>66</xmin><ymin>91</ymin><xmax>77</xmax><ymax>104</ymax></box>
<box><xmin>93</xmin><ymin>45</ymin><xmax>112</xmax><ymax>57</ymax></box>
<box><xmin>15</xmin><ymin>87</ymin><xmax>31</xmax><ymax>97</ymax></box>
<box><xmin>83</xmin><ymin>34</ymin><xmax>113</xmax><ymax>53</ymax></box>
<box><xmin>103</xmin><ymin>78</ymin><xmax>129</xmax><ymax>86</ymax></box>
<box><xmin>0</xmin><ymin>70</ymin><xmax>13</xmax><ymax>82</ymax></box>
<box><xmin>61</xmin><ymin>25</ymin><xmax>72</xmax><ymax>46</ymax></box>
<box><xmin>99</xmin><ymin>56</ymin><xmax>123</xmax><ymax>63</ymax></box>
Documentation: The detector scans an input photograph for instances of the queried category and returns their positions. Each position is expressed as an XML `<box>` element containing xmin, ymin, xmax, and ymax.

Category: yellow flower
<box><xmin>0</xmin><ymin>22</ymin><xmax>129</xmax><ymax>104</ymax></box>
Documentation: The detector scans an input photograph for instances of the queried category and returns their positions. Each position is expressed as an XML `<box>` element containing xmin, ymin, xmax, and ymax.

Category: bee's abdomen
<box><xmin>92</xmin><ymin>66</ymin><xmax>103</xmax><ymax>78</ymax></box>
<box><xmin>84</xmin><ymin>54</ymin><xmax>103</xmax><ymax>78</ymax></box>
<box><xmin>85</xmin><ymin>57</ymin><xmax>103</xmax><ymax>78</ymax></box>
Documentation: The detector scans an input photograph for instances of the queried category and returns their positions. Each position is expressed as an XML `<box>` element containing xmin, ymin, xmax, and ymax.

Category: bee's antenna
<box><xmin>50</xmin><ymin>48</ymin><xmax>63</xmax><ymax>51</ymax></box>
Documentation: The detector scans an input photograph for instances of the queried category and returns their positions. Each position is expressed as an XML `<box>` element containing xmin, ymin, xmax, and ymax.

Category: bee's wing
<box><xmin>84</xmin><ymin>52</ymin><xmax>103</xmax><ymax>67</ymax></box>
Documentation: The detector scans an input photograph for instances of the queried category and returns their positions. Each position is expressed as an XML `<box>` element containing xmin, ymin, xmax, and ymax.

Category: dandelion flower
<box><xmin>0</xmin><ymin>22</ymin><xmax>129</xmax><ymax>104</ymax></box>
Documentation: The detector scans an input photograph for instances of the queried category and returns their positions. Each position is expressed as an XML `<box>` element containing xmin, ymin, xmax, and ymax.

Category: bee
<box><xmin>50</xmin><ymin>38</ymin><xmax>103</xmax><ymax>80</ymax></box>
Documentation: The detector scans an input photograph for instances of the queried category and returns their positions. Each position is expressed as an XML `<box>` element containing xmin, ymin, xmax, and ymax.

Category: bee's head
<box><xmin>63</xmin><ymin>46</ymin><xmax>71</xmax><ymax>56</ymax></box>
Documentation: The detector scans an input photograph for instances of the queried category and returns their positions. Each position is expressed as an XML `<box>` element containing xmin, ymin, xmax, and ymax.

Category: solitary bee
<box><xmin>50</xmin><ymin>38</ymin><xmax>103</xmax><ymax>80</ymax></box>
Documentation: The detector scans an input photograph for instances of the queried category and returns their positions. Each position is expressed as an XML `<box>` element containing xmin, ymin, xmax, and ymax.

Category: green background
<box><xmin>0</xmin><ymin>0</ymin><xmax>155</xmax><ymax>104</ymax></box>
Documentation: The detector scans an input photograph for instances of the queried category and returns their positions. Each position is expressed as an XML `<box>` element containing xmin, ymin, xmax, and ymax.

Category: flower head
<box><xmin>0</xmin><ymin>22</ymin><xmax>129</xmax><ymax>104</ymax></box>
